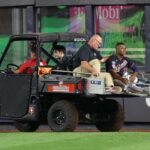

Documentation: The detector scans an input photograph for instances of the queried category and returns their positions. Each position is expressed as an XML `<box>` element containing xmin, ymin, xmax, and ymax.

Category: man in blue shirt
<box><xmin>106</xmin><ymin>42</ymin><xmax>149</xmax><ymax>95</ymax></box>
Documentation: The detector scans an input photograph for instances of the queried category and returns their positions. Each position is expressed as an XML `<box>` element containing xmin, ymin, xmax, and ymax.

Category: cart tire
<box><xmin>47</xmin><ymin>100</ymin><xmax>78</xmax><ymax>132</ymax></box>
<box><xmin>15</xmin><ymin>121</ymin><xmax>39</xmax><ymax>132</ymax></box>
<box><xmin>96</xmin><ymin>100</ymin><xmax>124</xmax><ymax>131</ymax></box>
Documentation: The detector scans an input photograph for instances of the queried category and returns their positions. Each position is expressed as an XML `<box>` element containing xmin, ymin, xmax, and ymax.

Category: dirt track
<box><xmin>0</xmin><ymin>123</ymin><xmax>150</xmax><ymax>132</ymax></box>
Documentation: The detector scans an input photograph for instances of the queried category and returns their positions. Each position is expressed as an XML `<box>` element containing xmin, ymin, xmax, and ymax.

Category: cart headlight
<box><xmin>28</xmin><ymin>106</ymin><xmax>34</xmax><ymax>114</ymax></box>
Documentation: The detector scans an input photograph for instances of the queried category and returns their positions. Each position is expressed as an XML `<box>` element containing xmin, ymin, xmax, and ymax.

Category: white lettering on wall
<box><xmin>96</xmin><ymin>6</ymin><xmax>123</xmax><ymax>21</ymax></box>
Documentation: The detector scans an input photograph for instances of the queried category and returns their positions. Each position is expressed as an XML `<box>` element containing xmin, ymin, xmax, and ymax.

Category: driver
<box><xmin>12</xmin><ymin>45</ymin><xmax>47</xmax><ymax>74</ymax></box>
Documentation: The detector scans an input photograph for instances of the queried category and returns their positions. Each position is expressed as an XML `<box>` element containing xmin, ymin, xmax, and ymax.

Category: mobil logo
<box><xmin>96</xmin><ymin>6</ymin><xmax>124</xmax><ymax>21</ymax></box>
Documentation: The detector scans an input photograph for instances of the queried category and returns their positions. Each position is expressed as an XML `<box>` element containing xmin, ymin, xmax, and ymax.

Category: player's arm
<box><xmin>128</xmin><ymin>58</ymin><xmax>139</xmax><ymax>82</ymax></box>
<box><xmin>110</xmin><ymin>69</ymin><xmax>129</xmax><ymax>84</ymax></box>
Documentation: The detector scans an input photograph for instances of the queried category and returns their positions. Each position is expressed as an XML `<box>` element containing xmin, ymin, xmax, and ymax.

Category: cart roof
<box><xmin>10</xmin><ymin>32</ymin><xmax>89</xmax><ymax>42</ymax></box>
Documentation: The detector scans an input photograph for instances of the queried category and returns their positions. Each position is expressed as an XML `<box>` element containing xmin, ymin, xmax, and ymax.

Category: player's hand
<box><xmin>129</xmin><ymin>74</ymin><xmax>136</xmax><ymax>82</ymax></box>
<box><xmin>121</xmin><ymin>78</ymin><xmax>129</xmax><ymax>84</ymax></box>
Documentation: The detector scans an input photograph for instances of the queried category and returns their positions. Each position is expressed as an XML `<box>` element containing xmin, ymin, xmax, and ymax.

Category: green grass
<box><xmin>0</xmin><ymin>132</ymin><xmax>150</xmax><ymax>150</ymax></box>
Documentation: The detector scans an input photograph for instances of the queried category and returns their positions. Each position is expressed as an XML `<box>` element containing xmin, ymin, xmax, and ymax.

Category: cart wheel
<box><xmin>15</xmin><ymin>121</ymin><xmax>39</xmax><ymax>132</ymax></box>
<box><xmin>47</xmin><ymin>100</ymin><xmax>78</xmax><ymax>132</ymax></box>
<box><xmin>96</xmin><ymin>100</ymin><xmax>124</xmax><ymax>131</ymax></box>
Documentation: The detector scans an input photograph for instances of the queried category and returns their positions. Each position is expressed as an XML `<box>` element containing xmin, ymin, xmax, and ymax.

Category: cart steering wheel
<box><xmin>7</xmin><ymin>63</ymin><xmax>19</xmax><ymax>70</ymax></box>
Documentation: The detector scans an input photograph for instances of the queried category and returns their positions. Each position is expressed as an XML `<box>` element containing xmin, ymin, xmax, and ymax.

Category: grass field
<box><xmin>0</xmin><ymin>132</ymin><xmax>150</xmax><ymax>150</ymax></box>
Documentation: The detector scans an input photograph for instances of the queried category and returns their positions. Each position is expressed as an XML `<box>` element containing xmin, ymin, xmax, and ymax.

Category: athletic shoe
<box><xmin>125</xmin><ymin>90</ymin><xmax>147</xmax><ymax>96</ymax></box>
<box><xmin>144</xmin><ymin>86</ymin><xmax>150</xmax><ymax>96</ymax></box>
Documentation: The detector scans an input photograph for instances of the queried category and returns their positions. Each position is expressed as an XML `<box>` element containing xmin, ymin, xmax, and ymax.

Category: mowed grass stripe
<box><xmin>0</xmin><ymin>132</ymin><xmax>150</xmax><ymax>150</ymax></box>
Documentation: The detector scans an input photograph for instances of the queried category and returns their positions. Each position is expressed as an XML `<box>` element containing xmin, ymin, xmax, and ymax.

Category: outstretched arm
<box><xmin>100</xmin><ymin>56</ymin><xmax>110</xmax><ymax>63</ymax></box>
<box><xmin>11</xmin><ymin>69</ymin><xmax>20</xmax><ymax>74</ymax></box>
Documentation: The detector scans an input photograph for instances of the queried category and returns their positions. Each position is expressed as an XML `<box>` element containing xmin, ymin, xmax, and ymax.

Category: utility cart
<box><xmin>0</xmin><ymin>32</ymin><xmax>143</xmax><ymax>132</ymax></box>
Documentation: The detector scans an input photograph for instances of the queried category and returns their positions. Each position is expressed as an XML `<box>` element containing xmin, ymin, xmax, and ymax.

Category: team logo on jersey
<box><xmin>93</xmin><ymin>53</ymin><xmax>96</xmax><ymax>57</ymax></box>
